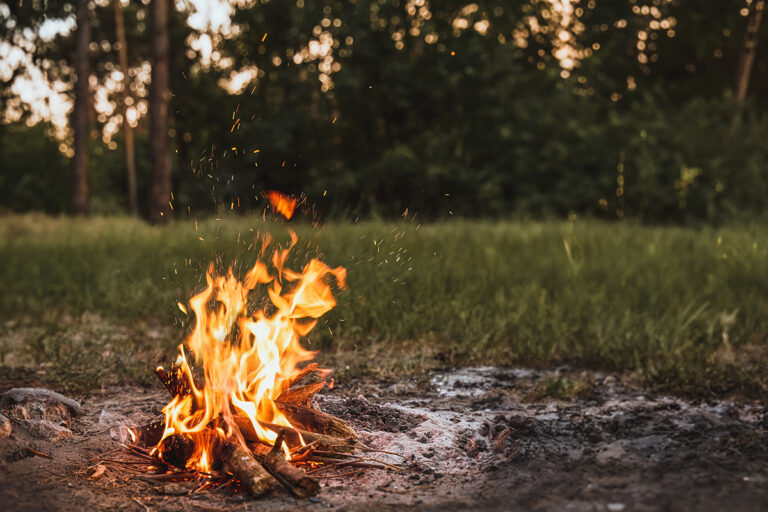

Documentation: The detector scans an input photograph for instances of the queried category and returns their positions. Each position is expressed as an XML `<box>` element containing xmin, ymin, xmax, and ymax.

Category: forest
<box><xmin>1</xmin><ymin>0</ymin><xmax>767</xmax><ymax>223</ymax></box>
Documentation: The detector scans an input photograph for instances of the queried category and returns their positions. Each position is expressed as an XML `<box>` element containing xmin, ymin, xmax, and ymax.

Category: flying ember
<box><xmin>265</xmin><ymin>191</ymin><xmax>297</xmax><ymax>219</ymax></box>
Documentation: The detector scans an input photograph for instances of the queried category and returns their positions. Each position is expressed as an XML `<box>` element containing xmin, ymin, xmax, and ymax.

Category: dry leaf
<box><xmin>89</xmin><ymin>464</ymin><xmax>107</xmax><ymax>480</ymax></box>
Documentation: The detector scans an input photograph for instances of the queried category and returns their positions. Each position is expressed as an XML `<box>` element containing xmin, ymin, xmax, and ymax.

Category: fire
<box><xmin>155</xmin><ymin>232</ymin><xmax>346</xmax><ymax>471</ymax></box>
<box><xmin>265</xmin><ymin>191</ymin><xmax>297</xmax><ymax>219</ymax></box>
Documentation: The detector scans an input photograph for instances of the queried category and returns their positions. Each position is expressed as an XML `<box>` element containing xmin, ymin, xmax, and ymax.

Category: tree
<box><xmin>113</xmin><ymin>0</ymin><xmax>138</xmax><ymax>215</ymax></box>
<box><xmin>735</xmin><ymin>0</ymin><xmax>764</xmax><ymax>100</ymax></box>
<box><xmin>72</xmin><ymin>0</ymin><xmax>90</xmax><ymax>215</ymax></box>
<box><xmin>149</xmin><ymin>0</ymin><xmax>171</xmax><ymax>224</ymax></box>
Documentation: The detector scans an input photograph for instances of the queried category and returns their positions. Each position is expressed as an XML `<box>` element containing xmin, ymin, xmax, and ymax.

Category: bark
<box><xmin>735</xmin><ymin>0</ymin><xmax>765</xmax><ymax>100</ymax></box>
<box><xmin>277</xmin><ymin>381</ymin><xmax>326</xmax><ymax>407</ymax></box>
<box><xmin>257</xmin><ymin>431</ymin><xmax>320</xmax><ymax>498</ymax></box>
<box><xmin>234</xmin><ymin>415</ymin><xmax>356</xmax><ymax>453</ymax></box>
<box><xmin>149</xmin><ymin>0</ymin><xmax>172</xmax><ymax>224</ymax></box>
<box><xmin>224</xmin><ymin>444</ymin><xmax>277</xmax><ymax>497</ymax></box>
<box><xmin>112</xmin><ymin>0</ymin><xmax>138</xmax><ymax>215</ymax></box>
<box><xmin>274</xmin><ymin>401</ymin><xmax>357</xmax><ymax>440</ymax></box>
<box><xmin>72</xmin><ymin>0</ymin><xmax>90</xmax><ymax>216</ymax></box>
<box><xmin>157</xmin><ymin>433</ymin><xmax>195</xmax><ymax>469</ymax></box>
<box><xmin>134</xmin><ymin>418</ymin><xmax>165</xmax><ymax>446</ymax></box>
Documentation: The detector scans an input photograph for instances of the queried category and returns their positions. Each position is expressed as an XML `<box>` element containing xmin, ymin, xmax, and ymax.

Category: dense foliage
<box><xmin>1</xmin><ymin>0</ymin><xmax>767</xmax><ymax>223</ymax></box>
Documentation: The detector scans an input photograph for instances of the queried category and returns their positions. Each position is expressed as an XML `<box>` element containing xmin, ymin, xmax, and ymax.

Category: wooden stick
<box><xmin>308</xmin><ymin>455</ymin><xmax>400</xmax><ymax>471</ymax></box>
<box><xmin>157</xmin><ymin>434</ymin><xmax>195</xmax><ymax>469</ymax></box>
<box><xmin>223</xmin><ymin>443</ymin><xmax>276</xmax><ymax>498</ymax></box>
<box><xmin>277</xmin><ymin>381</ymin><xmax>325</xmax><ymax>407</ymax></box>
<box><xmin>274</xmin><ymin>401</ymin><xmax>357</xmax><ymax>440</ymax></box>
<box><xmin>155</xmin><ymin>365</ymin><xmax>203</xmax><ymax>411</ymax></box>
<box><xmin>257</xmin><ymin>431</ymin><xmax>320</xmax><ymax>498</ymax></box>
<box><xmin>133</xmin><ymin>419</ymin><xmax>165</xmax><ymax>447</ymax></box>
<box><xmin>233</xmin><ymin>415</ymin><xmax>356</xmax><ymax>453</ymax></box>
<box><xmin>136</xmin><ymin>471</ymin><xmax>194</xmax><ymax>482</ymax></box>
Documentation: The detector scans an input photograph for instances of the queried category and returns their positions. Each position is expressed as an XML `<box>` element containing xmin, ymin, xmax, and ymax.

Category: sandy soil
<box><xmin>2</xmin><ymin>366</ymin><xmax>768</xmax><ymax>511</ymax></box>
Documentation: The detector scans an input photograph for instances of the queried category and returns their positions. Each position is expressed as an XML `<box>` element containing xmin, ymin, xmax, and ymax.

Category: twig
<box><xmin>358</xmin><ymin>445</ymin><xmax>408</xmax><ymax>460</ymax></box>
<box><xmin>132</xmin><ymin>497</ymin><xmax>150</xmax><ymax>512</ymax></box>
<box><xmin>313</xmin><ymin>455</ymin><xmax>401</xmax><ymax>471</ymax></box>
<box><xmin>136</xmin><ymin>472</ymin><xmax>194</xmax><ymax>482</ymax></box>
<box><xmin>313</xmin><ymin>469</ymin><xmax>360</xmax><ymax>479</ymax></box>
<box><xmin>305</xmin><ymin>457</ymin><xmax>398</xmax><ymax>473</ymax></box>
<box><xmin>27</xmin><ymin>448</ymin><xmax>52</xmax><ymax>459</ymax></box>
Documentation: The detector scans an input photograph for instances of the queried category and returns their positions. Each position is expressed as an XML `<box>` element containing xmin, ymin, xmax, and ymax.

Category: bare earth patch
<box><xmin>2</xmin><ymin>366</ymin><xmax>768</xmax><ymax>511</ymax></box>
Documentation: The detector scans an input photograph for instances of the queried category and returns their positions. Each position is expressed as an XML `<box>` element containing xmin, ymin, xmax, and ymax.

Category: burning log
<box><xmin>277</xmin><ymin>381</ymin><xmax>326</xmax><ymax>407</ymax></box>
<box><xmin>280</xmin><ymin>363</ymin><xmax>332</xmax><ymax>392</ymax></box>
<box><xmin>157</xmin><ymin>434</ymin><xmax>195</xmax><ymax>469</ymax></box>
<box><xmin>233</xmin><ymin>415</ymin><xmax>356</xmax><ymax>453</ymax></box>
<box><xmin>132</xmin><ymin>419</ymin><xmax>165</xmax><ymax>447</ymax></box>
<box><xmin>154</xmin><ymin>367</ymin><xmax>191</xmax><ymax>398</ymax></box>
<box><xmin>274</xmin><ymin>401</ymin><xmax>357</xmax><ymax>440</ymax></box>
<box><xmin>117</xmin><ymin>235</ymin><xmax>398</xmax><ymax>500</ymax></box>
<box><xmin>224</xmin><ymin>443</ymin><xmax>276</xmax><ymax>498</ymax></box>
<box><xmin>255</xmin><ymin>431</ymin><xmax>320</xmax><ymax>498</ymax></box>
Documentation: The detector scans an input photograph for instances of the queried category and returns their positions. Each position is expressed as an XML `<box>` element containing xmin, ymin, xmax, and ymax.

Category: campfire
<box><xmin>120</xmin><ymin>232</ymin><xmax>400</xmax><ymax>498</ymax></box>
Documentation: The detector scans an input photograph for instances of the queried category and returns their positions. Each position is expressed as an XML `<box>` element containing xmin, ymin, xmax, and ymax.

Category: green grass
<box><xmin>2</xmin><ymin>213</ymin><xmax>768</xmax><ymax>398</ymax></box>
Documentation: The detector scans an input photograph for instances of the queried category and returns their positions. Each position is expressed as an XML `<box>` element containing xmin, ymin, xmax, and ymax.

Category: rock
<box><xmin>0</xmin><ymin>414</ymin><xmax>11</xmax><ymax>438</ymax></box>
<box><xmin>8</xmin><ymin>398</ymin><xmax>71</xmax><ymax>427</ymax></box>
<box><xmin>22</xmin><ymin>419</ymin><xmax>73</xmax><ymax>442</ymax></box>
<box><xmin>2</xmin><ymin>388</ymin><xmax>81</xmax><ymax>416</ymax></box>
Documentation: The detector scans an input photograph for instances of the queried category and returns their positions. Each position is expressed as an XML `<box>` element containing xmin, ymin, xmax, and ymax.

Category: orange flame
<box><xmin>265</xmin><ymin>191</ymin><xmax>297</xmax><ymax>219</ymax></box>
<box><xmin>155</xmin><ymin>232</ymin><xmax>345</xmax><ymax>470</ymax></box>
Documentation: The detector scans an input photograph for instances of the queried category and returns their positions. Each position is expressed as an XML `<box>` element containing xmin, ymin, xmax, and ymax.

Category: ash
<box><xmin>3</xmin><ymin>367</ymin><xmax>768</xmax><ymax>511</ymax></box>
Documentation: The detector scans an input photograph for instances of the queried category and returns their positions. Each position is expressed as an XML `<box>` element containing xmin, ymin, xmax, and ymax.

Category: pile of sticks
<box><xmin>124</xmin><ymin>364</ymin><xmax>400</xmax><ymax>498</ymax></box>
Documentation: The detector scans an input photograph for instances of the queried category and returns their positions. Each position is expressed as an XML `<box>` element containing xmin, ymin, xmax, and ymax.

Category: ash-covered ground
<box><xmin>2</xmin><ymin>366</ymin><xmax>768</xmax><ymax>511</ymax></box>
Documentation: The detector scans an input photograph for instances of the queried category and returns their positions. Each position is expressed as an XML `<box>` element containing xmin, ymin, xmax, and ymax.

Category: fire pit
<box><xmin>118</xmin><ymin>232</ymin><xmax>401</xmax><ymax>498</ymax></box>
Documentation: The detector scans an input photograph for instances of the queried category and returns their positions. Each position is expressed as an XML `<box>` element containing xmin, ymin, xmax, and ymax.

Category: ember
<box><xmin>265</xmin><ymin>190</ymin><xmax>297</xmax><ymax>219</ymax></box>
<box><xmin>125</xmin><ymin>232</ymin><xmax>399</xmax><ymax>498</ymax></box>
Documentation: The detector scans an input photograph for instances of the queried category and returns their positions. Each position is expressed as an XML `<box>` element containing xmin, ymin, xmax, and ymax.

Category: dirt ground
<box><xmin>2</xmin><ymin>366</ymin><xmax>768</xmax><ymax>511</ymax></box>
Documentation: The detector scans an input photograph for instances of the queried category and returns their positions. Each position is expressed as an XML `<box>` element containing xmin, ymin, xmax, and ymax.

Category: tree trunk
<box><xmin>735</xmin><ymin>0</ymin><xmax>765</xmax><ymax>101</ymax></box>
<box><xmin>72</xmin><ymin>0</ymin><xmax>90</xmax><ymax>216</ymax></box>
<box><xmin>113</xmin><ymin>0</ymin><xmax>139</xmax><ymax>216</ymax></box>
<box><xmin>149</xmin><ymin>0</ymin><xmax>172</xmax><ymax>224</ymax></box>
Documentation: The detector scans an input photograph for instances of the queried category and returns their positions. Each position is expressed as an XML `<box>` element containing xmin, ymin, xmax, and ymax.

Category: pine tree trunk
<box><xmin>72</xmin><ymin>0</ymin><xmax>90</xmax><ymax>216</ymax></box>
<box><xmin>113</xmin><ymin>0</ymin><xmax>139</xmax><ymax>216</ymax></box>
<box><xmin>149</xmin><ymin>0</ymin><xmax>171</xmax><ymax>224</ymax></box>
<box><xmin>735</xmin><ymin>0</ymin><xmax>765</xmax><ymax>101</ymax></box>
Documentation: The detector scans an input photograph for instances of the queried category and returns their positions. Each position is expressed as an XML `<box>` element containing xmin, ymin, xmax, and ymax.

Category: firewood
<box><xmin>277</xmin><ymin>381</ymin><xmax>325</xmax><ymax>407</ymax></box>
<box><xmin>223</xmin><ymin>443</ymin><xmax>276</xmax><ymax>498</ymax></box>
<box><xmin>256</xmin><ymin>431</ymin><xmax>320</xmax><ymax>498</ymax></box>
<box><xmin>157</xmin><ymin>434</ymin><xmax>195</xmax><ymax>469</ymax></box>
<box><xmin>279</xmin><ymin>363</ymin><xmax>332</xmax><ymax>394</ymax></box>
<box><xmin>154</xmin><ymin>366</ymin><xmax>203</xmax><ymax>410</ymax></box>
<box><xmin>274</xmin><ymin>401</ymin><xmax>357</xmax><ymax>440</ymax></box>
<box><xmin>232</xmin><ymin>415</ymin><xmax>356</xmax><ymax>453</ymax></box>
<box><xmin>133</xmin><ymin>419</ymin><xmax>165</xmax><ymax>447</ymax></box>
<box><xmin>155</xmin><ymin>367</ymin><xmax>190</xmax><ymax>398</ymax></box>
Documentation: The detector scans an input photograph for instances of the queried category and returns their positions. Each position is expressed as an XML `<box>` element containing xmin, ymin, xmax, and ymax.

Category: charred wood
<box><xmin>157</xmin><ymin>434</ymin><xmax>194</xmax><ymax>469</ymax></box>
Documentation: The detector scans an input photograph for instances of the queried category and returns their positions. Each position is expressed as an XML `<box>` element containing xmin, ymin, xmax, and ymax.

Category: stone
<box><xmin>22</xmin><ymin>419</ymin><xmax>73</xmax><ymax>442</ymax></box>
<box><xmin>8</xmin><ymin>398</ymin><xmax>71</xmax><ymax>427</ymax></box>
<box><xmin>2</xmin><ymin>388</ymin><xmax>81</xmax><ymax>416</ymax></box>
<box><xmin>0</xmin><ymin>413</ymin><xmax>11</xmax><ymax>438</ymax></box>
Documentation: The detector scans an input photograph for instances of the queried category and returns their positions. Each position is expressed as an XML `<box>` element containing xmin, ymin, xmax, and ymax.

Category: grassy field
<box><xmin>2</xmin><ymin>214</ymin><xmax>768</xmax><ymax>398</ymax></box>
